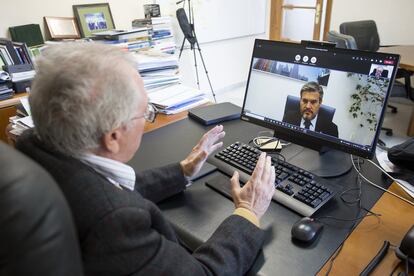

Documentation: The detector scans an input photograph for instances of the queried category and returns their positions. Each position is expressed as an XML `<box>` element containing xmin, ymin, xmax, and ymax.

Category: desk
<box><xmin>130</xmin><ymin>114</ymin><xmax>410</xmax><ymax>275</ymax></box>
<box><xmin>318</xmin><ymin>182</ymin><xmax>414</xmax><ymax>275</ymax></box>
<box><xmin>379</xmin><ymin>46</ymin><xmax>414</xmax><ymax>136</ymax></box>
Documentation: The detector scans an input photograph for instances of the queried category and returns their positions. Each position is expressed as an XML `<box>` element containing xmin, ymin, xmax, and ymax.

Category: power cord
<box><xmin>324</xmin><ymin>156</ymin><xmax>381</xmax><ymax>275</ymax></box>
<box><xmin>326</xmin><ymin>156</ymin><xmax>414</xmax><ymax>275</ymax></box>
<box><xmin>351</xmin><ymin>155</ymin><xmax>414</xmax><ymax>207</ymax></box>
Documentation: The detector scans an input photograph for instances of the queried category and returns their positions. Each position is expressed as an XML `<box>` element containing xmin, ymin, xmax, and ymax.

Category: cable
<box><xmin>324</xmin><ymin>155</ymin><xmax>381</xmax><ymax>275</ymax></box>
<box><xmin>350</xmin><ymin>155</ymin><xmax>414</xmax><ymax>207</ymax></box>
<box><xmin>317</xmin><ymin>213</ymin><xmax>381</xmax><ymax>222</ymax></box>
<box><xmin>390</xmin><ymin>261</ymin><xmax>402</xmax><ymax>276</ymax></box>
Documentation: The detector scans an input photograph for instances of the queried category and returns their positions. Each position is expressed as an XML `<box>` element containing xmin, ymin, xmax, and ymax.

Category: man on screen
<box><xmin>282</xmin><ymin>81</ymin><xmax>338</xmax><ymax>137</ymax></box>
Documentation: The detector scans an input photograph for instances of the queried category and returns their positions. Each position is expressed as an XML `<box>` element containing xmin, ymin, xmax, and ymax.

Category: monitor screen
<box><xmin>241</xmin><ymin>39</ymin><xmax>400</xmax><ymax>159</ymax></box>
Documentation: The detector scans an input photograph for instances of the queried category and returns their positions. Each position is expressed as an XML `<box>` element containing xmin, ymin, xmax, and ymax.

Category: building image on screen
<box><xmin>243</xmin><ymin>57</ymin><xmax>391</xmax><ymax>148</ymax></box>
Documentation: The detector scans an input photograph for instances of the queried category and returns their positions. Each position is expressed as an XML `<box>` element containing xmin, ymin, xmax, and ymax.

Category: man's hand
<box><xmin>230</xmin><ymin>153</ymin><xmax>276</xmax><ymax>219</ymax></box>
<box><xmin>180</xmin><ymin>125</ymin><xmax>225</xmax><ymax>178</ymax></box>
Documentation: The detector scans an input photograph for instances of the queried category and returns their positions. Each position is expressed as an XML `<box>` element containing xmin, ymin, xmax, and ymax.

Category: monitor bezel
<box><xmin>240</xmin><ymin>39</ymin><xmax>400</xmax><ymax>159</ymax></box>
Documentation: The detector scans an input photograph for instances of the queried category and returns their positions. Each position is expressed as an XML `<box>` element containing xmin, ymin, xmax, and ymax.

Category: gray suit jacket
<box><xmin>16</xmin><ymin>131</ymin><xmax>265</xmax><ymax>276</ymax></box>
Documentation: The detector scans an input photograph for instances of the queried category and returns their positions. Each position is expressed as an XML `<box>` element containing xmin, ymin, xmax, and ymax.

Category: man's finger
<box><xmin>230</xmin><ymin>171</ymin><xmax>241</xmax><ymax>198</ymax></box>
<box><xmin>199</xmin><ymin>125</ymin><xmax>224</xmax><ymax>147</ymax></box>
<box><xmin>261</xmin><ymin>156</ymin><xmax>272</xmax><ymax>182</ymax></box>
<box><xmin>251</xmin><ymin>152</ymin><xmax>266</xmax><ymax>181</ymax></box>
<box><xmin>208</xmin><ymin>141</ymin><xmax>223</xmax><ymax>154</ymax></box>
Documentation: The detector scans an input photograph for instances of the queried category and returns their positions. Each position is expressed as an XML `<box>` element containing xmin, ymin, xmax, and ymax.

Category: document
<box><xmin>148</xmin><ymin>84</ymin><xmax>206</xmax><ymax>109</ymax></box>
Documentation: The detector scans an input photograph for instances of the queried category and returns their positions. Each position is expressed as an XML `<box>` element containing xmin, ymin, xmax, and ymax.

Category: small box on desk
<box><xmin>188</xmin><ymin>102</ymin><xmax>241</xmax><ymax>125</ymax></box>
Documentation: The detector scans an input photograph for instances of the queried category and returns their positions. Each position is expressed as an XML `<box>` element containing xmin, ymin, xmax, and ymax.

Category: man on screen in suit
<box><xmin>282</xmin><ymin>81</ymin><xmax>338</xmax><ymax>138</ymax></box>
<box><xmin>16</xmin><ymin>43</ymin><xmax>276</xmax><ymax>276</ymax></box>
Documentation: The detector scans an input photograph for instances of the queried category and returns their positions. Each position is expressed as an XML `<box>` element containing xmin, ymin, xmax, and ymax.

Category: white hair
<box><xmin>30</xmin><ymin>43</ymin><xmax>142</xmax><ymax>157</ymax></box>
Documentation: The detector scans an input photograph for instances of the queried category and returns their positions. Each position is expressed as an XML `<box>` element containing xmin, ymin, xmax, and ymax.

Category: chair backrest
<box><xmin>327</xmin><ymin>30</ymin><xmax>358</xmax><ymax>50</ymax></box>
<box><xmin>339</xmin><ymin>20</ymin><xmax>380</xmax><ymax>51</ymax></box>
<box><xmin>284</xmin><ymin>95</ymin><xmax>336</xmax><ymax>122</ymax></box>
<box><xmin>0</xmin><ymin>142</ymin><xmax>83</xmax><ymax>276</ymax></box>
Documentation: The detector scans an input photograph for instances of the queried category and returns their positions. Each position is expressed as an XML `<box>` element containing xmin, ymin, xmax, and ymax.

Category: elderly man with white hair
<box><xmin>17</xmin><ymin>43</ymin><xmax>275</xmax><ymax>276</ymax></box>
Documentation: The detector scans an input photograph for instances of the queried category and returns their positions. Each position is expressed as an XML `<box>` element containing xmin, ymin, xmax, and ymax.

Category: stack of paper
<box><xmin>148</xmin><ymin>84</ymin><xmax>209</xmax><ymax>114</ymax></box>
<box><xmin>150</xmin><ymin>17</ymin><xmax>176</xmax><ymax>54</ymax></box>
<box><xmin>9</xmin><ymin>96</ymin><xmax>33</xmax><ymax>136</ymax></box>
<box><xmin>134</xmin><ymin>51</ymin><xmax>180</xmax><ymax>90</ymax></box>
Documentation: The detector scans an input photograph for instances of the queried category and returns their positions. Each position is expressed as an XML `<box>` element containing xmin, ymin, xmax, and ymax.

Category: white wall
<box><xmin>330</xmin><ymin>0</ymin><xmax>414</xmax><ymax>45</ymax></box>
<box><xmin>0</xmin><ymin>0</ymin><xmax>269</xmax><ymax>94</ymax></box>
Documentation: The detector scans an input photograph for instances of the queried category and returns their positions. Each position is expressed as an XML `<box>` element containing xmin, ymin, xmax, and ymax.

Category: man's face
<box><xmin>300</xmin><ymin>91</ymin><xmax>321</xmax><ymax>121</ymax></box>
<box><xmin>117</xmin><ymin>70</ymin><xmax>148</xmax><ymax>163</ymax></box>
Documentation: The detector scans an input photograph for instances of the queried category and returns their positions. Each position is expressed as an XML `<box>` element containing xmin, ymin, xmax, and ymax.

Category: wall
<box><xmin>330</xmin><ymin>0</ymin><xmax>414</xmax><ymax>45</ymax></box>
<box><xmin>0</xmin><ymin>0</ymin><xmax>269</xmax><ymax>94</ymax></box>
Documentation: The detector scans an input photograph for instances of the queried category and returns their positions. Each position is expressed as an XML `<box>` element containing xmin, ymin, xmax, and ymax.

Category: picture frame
<box><xmin>73</xmin><ymin>3</ymin><xmax>116</xmax><ymax>38</ymax></box>
<box><xmin>44</xmin><ymin>16</ymin><xmax>81</xmax><ymax>40</ymax></box>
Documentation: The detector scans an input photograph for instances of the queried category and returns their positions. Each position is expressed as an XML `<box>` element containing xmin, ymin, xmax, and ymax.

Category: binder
<box><xmin>0</xmin><ymin>40</ymin><xmax>21</xmax><ymax>64</ymax></box>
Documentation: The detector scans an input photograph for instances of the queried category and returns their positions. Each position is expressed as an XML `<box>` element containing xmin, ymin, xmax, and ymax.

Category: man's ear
<box><xmin>102</xmin><ymin>128</ymin><xmax>122</xmax><ymax>154</ymax></box>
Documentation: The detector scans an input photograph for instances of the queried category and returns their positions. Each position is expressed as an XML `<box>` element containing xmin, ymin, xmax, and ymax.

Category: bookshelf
<box><xmin>0</xmin><ymin>92</ymin><xmax>28</xmax><ymax>143</ymax></box>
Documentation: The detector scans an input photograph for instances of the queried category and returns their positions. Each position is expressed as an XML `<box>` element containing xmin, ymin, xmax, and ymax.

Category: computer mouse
<box><xmin>291</xmin><ymin>217</ymin><xmax>324</xmax><ymax>243</ymax></box>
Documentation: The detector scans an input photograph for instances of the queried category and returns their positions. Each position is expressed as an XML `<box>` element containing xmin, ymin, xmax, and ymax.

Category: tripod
<box><xmin>176</xmin><ymin>0</ymin><xmax>216</xmax><ymax>102</ymax></box>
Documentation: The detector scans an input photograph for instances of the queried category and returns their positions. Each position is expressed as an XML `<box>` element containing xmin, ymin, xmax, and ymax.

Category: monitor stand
<box><xmin>288</xmin><ymin>146</ymin><xmax>353</xmax><ymax>178</ymax></box>
<box><xmin>274</xmin><ymin>130</ymin><xmax>353</xmax><ymax>178</ymax></box>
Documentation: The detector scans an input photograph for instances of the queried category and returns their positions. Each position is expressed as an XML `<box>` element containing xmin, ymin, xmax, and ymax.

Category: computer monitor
<box><xmin>241</xmin><ymin>39</ymin><xmax>400</xmax><ymax>176</ymax></box>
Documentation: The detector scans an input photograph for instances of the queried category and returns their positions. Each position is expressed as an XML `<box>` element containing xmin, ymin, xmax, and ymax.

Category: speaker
<box><xmin>176</xmin><ymin>8</ymin><xmax>196</xmax><ymax>45</ymax></box>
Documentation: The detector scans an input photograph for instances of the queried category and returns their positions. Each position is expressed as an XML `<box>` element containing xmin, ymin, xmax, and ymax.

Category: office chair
<box><xmin>0</xmin><ymin>142</ymin><xmax>83</xmax><ymax>276</ymax></box>
<box><xmin>328</xmin><ymin>28</ymin><xmax>395</xmax><ymax>136</ymax></box>
<box><xmin>327</xmin><ymin>30</ymin><xmax>357</xmax><ymax>50</ymax></box>
<box><xmin>340</xmin><ymin>20</ymin><xmax>413</xmax><ymax>101</ymax></box>
<box><xmin>283</xmin><ymin>95</ymin><xmax>336</xmax><ymax>122</ymax></box>
<box><xmin>339</xmin><ymin>20</ymin><xmax>380</xmax><ymax>51</ymax></box>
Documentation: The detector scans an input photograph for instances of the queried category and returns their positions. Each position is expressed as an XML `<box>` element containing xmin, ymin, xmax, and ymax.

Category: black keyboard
<box><xmin>207</xmin><ymin>142</ymin><xmax>338</xmax><ymax>216</ymax></box>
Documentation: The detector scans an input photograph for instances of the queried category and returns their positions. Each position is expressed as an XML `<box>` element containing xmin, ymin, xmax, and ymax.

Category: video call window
<box><xmin>244</xmin><ymin>57</ymin><xmax>392</xmax><ymax>148</ymax></box>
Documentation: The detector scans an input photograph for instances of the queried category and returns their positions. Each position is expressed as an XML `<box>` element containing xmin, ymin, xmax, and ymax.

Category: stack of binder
<box><xmin>0</xmin><ymin>71</ymin><xmax>13</xmax><ymax>100</ymax></box>
<box><xmin>0</xmin><ymin>39</ymin><xmax>35</xmax><ymax>92</ymax></box>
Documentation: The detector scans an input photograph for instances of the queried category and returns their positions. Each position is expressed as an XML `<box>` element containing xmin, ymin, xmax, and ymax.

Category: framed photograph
<box><xmin>44</xmin><ymin>16</ymin><xmax>81</xmax><ymax>40</ymax></box>
<box><xmin>73</xmin><ymin>3</ymin><xmax>116</xmax><ymax>38</ymax></box>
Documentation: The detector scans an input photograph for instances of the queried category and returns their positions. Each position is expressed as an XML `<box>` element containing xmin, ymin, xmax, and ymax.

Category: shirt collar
<box><xmin>300</xmin><ymin>114</ymin><xmax>318</xmax><ymax>130</ymax></box>
<box><xmin>79</xmin><ymin>153</ymin><xmax>136</xmax><ymax>191</ymax></box>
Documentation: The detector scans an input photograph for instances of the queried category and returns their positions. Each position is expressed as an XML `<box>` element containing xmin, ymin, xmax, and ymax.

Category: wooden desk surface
<box><xmin>380</xmin><ymin>45</ymin><xmax>414</xmax><ymax>72</ymax></box>
<box><xmin>0</xmin><ymin>92</ymin><xmax>29</xmax><ymax>109</ymax></box>
<box><xmin>318</xmin><ymin>182</ymin><xmax>414</xmax><ymax>275</ymax></box>
<box><xmin>144</xmin><ymin>111</ymin><xmax>189</xmax><ymax>133</ymax></box>
<box><xmin>5</xmin><ymin>109</ymin><xmax>190</xmax><ymax>145</ymax></box>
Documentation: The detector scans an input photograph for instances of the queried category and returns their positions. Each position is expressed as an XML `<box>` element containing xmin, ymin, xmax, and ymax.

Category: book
<box><xmin>93</xmin><ymin>28</ymin><xmax>149</xmax><ymax>40</ymax></box>
<box><xmin>0</xmin><ymin>40</ymin><xmax>21</xmax><ymax>64</ymax></box>
<box><xmin>9</xmin><ymin>24</ymin><xmax>44</xmax><ymax>47</ymax></box>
